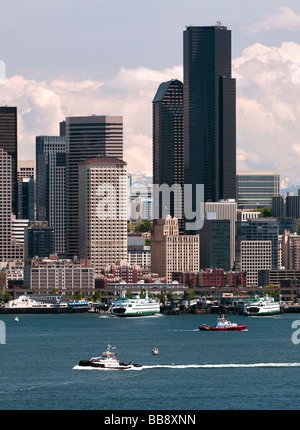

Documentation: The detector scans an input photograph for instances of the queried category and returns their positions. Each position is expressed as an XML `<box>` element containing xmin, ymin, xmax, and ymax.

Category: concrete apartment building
<box><xmin>151</xmin><ymin>216</ymin><xmax>199</xmax><ymax>282</ymax></box>
<box><xmin>239</xmin><ymin>240</ymin><xmax>272</xmax><ymax>286</ymax></box>
<box><xmin>78</xmin><ymin>157</ymin><xmax>127</xmax><ymax>277</ymax></box>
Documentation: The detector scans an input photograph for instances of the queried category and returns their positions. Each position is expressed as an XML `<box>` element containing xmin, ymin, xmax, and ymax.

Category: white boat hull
<box><xmin>244</xmin><ymin>296</ymin><xmax>280</xmax><ymax>316</ymax></box>
<box><xmin>111</xmin><ymin>291</ymin><xmax>160</xmax><ymax>317</ymax></box>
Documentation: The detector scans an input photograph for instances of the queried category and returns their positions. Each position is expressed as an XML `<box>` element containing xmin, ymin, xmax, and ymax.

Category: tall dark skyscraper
<box><xmin>0</xmin><ymin>106</ymin><xmax>18</xmax><ymax>215</ymax></box>
<box><xmin>152</xmin><ymin>79</ymin><xmax>184</xmax><ymax>231</ymax></box>
<box><xmin>36</xmin><ymin>136</ymin><xmax>66</xmax><ymax>255</ymax></box>
<box><xmin>183</xmin><ymin>25</ymin><xmax>236</xmax><ymax>204</ymax></box>
<box><xmin>65</xmin><ymin>115</ymin><xmax>123</xmax><ymax>258</ymax></box>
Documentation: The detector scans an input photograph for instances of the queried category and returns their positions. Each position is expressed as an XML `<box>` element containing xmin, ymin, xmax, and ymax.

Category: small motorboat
<box><xmin>199</xmin><ymin>315</ymin><xmax>246</xmax><ymax>331</ymax></box>
<box><xmin>14</xmin><ymin>317</ymin><xmax>19</xmax><ymax>322</ymax></box>
<box><xmin>152</xmin><ymin>348</ymin><xmax>159</xmax><ymax>355</ymax></box>
<box><xmin>78</xmin><ymin>344</ymin><xmax>142</xmax><ymax>370</ymax></box>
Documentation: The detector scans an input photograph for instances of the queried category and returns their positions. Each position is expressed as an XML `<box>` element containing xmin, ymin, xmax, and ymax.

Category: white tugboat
<box><xmin>77</xmin><ymin>345</ymin><xmax>142</xmax><ymax>370</ymax></box>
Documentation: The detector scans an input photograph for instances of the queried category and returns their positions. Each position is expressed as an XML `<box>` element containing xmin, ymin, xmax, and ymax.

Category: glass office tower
<box><xmin>0</xmin><ymin>106</ymin><xmax>18</xmax><ymax>215</ymax></box>
<box><xmin>237</xmin><ymin>170</ymin><xmax>280</xmax><ymax>209</ymax></box>
<box><xmin>152</xmin><ymin>79</ymin><xmax>184</xmax><ymax>231</ymax></box>
<box><xmin>183</xmin><ymin>25</ymin><xmax>236</xmax><ymax>205</ymax></box>
<box><xmin>36</xmin><ymin>136</ymin><xmax>67</xmax><ymax>255</ymax></box>
<box><xmin>66</xmin><ymin>115</ymin><xmax>123</xmax><ymax>258</ymax></box>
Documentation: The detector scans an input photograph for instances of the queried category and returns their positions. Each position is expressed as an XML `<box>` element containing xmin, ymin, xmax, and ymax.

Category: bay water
<box><xmin>1</xmin><ymin>312</ymin><xmax>300</xmax><ymax>410</ymax></box>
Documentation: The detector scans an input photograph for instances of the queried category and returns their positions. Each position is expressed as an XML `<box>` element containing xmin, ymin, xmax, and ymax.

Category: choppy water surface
<box><xmin>1</xmin><ymin>312</ymin><xmax>300</xmax><ymax>410</ymax></box>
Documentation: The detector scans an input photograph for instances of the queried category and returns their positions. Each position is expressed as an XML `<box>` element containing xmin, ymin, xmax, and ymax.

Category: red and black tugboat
<box><xmin>199</xmin><ymin>315</ymin><xmax>247</xmax><ymax>331</ymax></box>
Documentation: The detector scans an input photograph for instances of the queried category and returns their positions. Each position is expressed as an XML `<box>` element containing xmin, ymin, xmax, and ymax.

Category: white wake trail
<box><xmin>73</xmin><ymin>362</ymin><xmax>300</xmax><ymax>371</ymax></box>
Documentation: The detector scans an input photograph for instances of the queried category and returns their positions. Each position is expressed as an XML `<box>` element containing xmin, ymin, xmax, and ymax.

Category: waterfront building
<box><xmin>102</xmin><ymin>260</ymin><xmax>144</xmax><ymax>284</ymax></box>
<box><xmin>25</xmin><ymin>221</ymin><xmax>54</xmax><ymax>259</ymax></box>
<box><xmin>23</xmin><ymin>255</ymin><xmax>94</xmax><ymax>296</ymax></box>
<box><xmin>151</xmin><ymin>217</ymin><xmax>200</xmax><ymax>282</ymax></box>
<box><xmin>198</xmin><ymin>268</ymin><xmax>246</xmax><ymax>287</ymax></box>
<box><xmin>172</xmin><ymin>268</ymin><xmax>247</xmax><ymax>288</ymax></box>
<box><xmin>199</xmin><ymin>218</ymin><xmax>231</xmax><ymax>271</ymax></box>
<box><xmin>66</xmin><ymin>115</ymin><xmax>123</xmax><ymax>258</ymax></box>
<box><xmin>258</xmin><ymin>268</ymin><xmax>300</xmax><ymax>288</ymax></box>
<box><xmin>205</xmin><ymin>200</ymin><xmax>237</xmax><ymax>269</ymax></box>
<box><xmin>0</xmin><ymin>106</ymin><xmax>18</xmax><ymax>215</ymax></box>
<box><xmin>78</xmin><ymin>157</ymin><xmax>127</xmax><ymax>276</ymax></box>
<box><xmin>172</xmin><ymin>271</ymin><xmax>198</xmax><ymax>289</ymax></box>
<box><xmin>35</xmin><ymin>136</ymin><xmax>66</xmax><ymax>255</ymax></box>
<box><xmin>237</xmin><ymin>170</ymin><xmax>280</xmax><ymax>210</ymax></box>
<box><xmin>152</xmin><ymin>79</ymin><xmax>184</xmax><ymax>230</ymax></box>
<box><xmin>183</xmin><ymin>25</ymin><xmax>236</xmax><ymax>204</ymax></box>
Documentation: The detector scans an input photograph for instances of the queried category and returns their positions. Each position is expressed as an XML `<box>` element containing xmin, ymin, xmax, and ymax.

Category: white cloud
<box><xmin>244</xmin><ymin>7</ymin><xmax>300</xmax><ymax>33</ymax></box>
<box><xmin>2</xmin><ymin>43</ymin><xmax>300</xmax><ymax>183</ymax></box>
<box><xmin>1</xmin><ymin>66</ymin><xmax>182</xmax><ymax>175</ymax></box>
<box><xmin>233</xmin><ymin>41</ymin><xmax>300</xmax><ymax>182</ymax></box>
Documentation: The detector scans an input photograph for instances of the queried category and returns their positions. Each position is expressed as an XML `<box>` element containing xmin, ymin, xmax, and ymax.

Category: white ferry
<box><xmin>4</xmin><ymin>295</ymin><xmax>68</xmax><ymax>309</ymax></box>
<box><xmin>243</xmin><ymin>295</ymin><xmax>280</xmax><ymax>316</ymax></box>
<box><xmin>1</xmin><ymin>294</ymin><xmax>88</xmax><ymax>313</ymax></box>
<box><xmin>110</xmin><ymin>290</ymin><xmax>160</xmax><ymax>317</ymax></box>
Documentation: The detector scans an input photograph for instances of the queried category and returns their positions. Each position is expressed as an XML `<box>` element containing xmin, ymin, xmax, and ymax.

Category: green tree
<box><xmin>135</xmin><ymin>220</ymin><xmax>152</xmax><ymax>232</ymax></box>
<box><xmin>259</xmin><ymin>207</ymin><xmax>272</xmax><ymax>217</ymax></box>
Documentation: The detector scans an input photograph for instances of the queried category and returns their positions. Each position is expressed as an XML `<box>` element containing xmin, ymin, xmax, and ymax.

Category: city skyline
<box><xmin>0</xmin><ymin>1</ymin><xmax>299</xmax><ymax>183</ymax></box>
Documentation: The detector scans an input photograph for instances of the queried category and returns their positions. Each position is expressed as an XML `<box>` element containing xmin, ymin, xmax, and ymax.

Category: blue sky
<box><xmin>1</xmin><ymin>0</ymin><xmax>299</xmax><ymax>80</ymax></box>
<box><xmin>0</xmin><ymin>0</ymin><xmax>300</xmax><ymax>184</ymax></box>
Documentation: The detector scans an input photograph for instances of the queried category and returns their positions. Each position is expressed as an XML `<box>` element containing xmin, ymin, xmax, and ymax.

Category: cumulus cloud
<box><xmin>1</xmin><ymin>43</ymin><xmax>300</xmax><ymax>183</ymax></box>
<box><xmin>243</xmin><ymin>7</ymin><xmax>300</xmax><ymax>33</ymax></box>
<box><xmin>233</xmin><ymin>41</ymin><xmax>300</xmax><ymax>182</ymax></box>
<box><xmin>0</xmin><ymin>66</ymin><xmax>182</xmax><ymax>175</ymax></box>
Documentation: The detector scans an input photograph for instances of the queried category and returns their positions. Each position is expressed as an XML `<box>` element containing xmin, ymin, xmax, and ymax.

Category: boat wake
<box><xmin>73</xmin><ymin>362</ymin><xmax>300</xmax><ymax>371</ymax></box>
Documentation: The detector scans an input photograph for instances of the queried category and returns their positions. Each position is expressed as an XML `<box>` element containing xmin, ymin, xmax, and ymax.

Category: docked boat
<box><xmin>243</xmin><ymin>295</ymin><xmax>280</xmax><ymax>316</ymax></box>
<box><xmin>78</xmin><ymin>345</ymin><xmax>142</xmax><ymax>370</ymax></box>
<box><xmin>110</xmin><ymin>290</ymin><xmax>160</xmax><ymax>317</ymax></box>
<box><xmin>0</xmin><ymin>294</ymin><xmax>88</xmax><ymax>314</ymax></box>
<box><xmin>199</xmin><ymin>315</ymin><xmax>247</xmax><ymax>331</ymax></box>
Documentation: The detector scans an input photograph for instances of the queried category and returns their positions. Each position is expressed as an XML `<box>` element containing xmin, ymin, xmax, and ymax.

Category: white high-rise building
<box><xmin>240</xmin><ymin>240</ymin><xmax>272</xmax><ymax>287</ymax></box>
<box><xmin>78</xmin><ymin>157</ymin><xmax>127</xmax><ymax>276</ymax></box>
